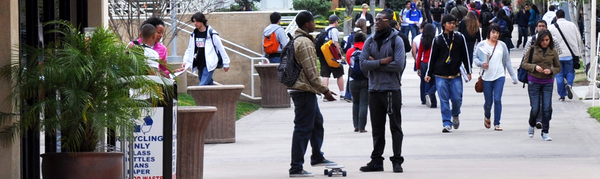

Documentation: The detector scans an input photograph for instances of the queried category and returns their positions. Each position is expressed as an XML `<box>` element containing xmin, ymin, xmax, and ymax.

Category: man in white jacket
<box><xmin>175</xmin><ymin>12</ymin><xmax>230</xmax><ymax>85</ymax></box>
<box><xmin>548</xmin><ymin>10</ymin><xmax>582</xmax><ymax>101</ymax></box>
<box><xmin>542</xmin><ymin>5</ymin><xmax>556</xmax><ymax>25</ymax></box>
<box><xmin>262</xmin><ymin>12</ymin><xmax>289</xmax><ymax>63</ymax></box>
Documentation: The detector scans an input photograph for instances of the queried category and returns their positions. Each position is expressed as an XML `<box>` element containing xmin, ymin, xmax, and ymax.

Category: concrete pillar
<box><xmin>0</xmin><ymin>0</ymin><xmax>21</xmax><ymax>178</ymax></box>
<box><xmin>88</xmin><ymin>0</ymin><xmax>108</xmax><ymax>28</ymax></box>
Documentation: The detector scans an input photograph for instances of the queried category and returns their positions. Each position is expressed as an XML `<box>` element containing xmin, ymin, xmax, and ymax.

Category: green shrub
<box><xmin>588</xmin><ymin>107</ymin><xmax>600</xmax><ymax>122</ymax></box>
<box><xmin>293</xmin><ymin>0</ymin><xmax>332</xmax><ymax>17</ymax></box>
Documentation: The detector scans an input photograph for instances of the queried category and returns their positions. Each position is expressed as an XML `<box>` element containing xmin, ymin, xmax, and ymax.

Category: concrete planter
<box><xmin>255</xmin><ymin>64</ymin><xmax>291</xmax><ymax>108</ymax></box>
<box><xmin>176</xmin><ymin>106</ymin><xmax>217</xmax><ymax>179</ymax></box>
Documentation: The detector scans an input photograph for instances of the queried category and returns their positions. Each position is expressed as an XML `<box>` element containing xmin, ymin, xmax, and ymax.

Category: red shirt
<box><xmin>415</xmin><ymin>41</ymin><xmax>431</xmax><ymax>70</ymax></box>
<box><xmin>345</xmin><ymin>42</ymin><xmax>365</xmax><ymax>64</ymax></box>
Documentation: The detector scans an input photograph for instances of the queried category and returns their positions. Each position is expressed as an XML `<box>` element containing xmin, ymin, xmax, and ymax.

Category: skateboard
<box><xmin>323</xmin><ymin>165</ymin><xmax>346</xmax><ymax>177</ymax></box>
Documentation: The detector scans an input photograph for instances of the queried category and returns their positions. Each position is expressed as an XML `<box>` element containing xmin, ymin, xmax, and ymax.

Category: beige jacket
<box><xmin>548</xmin><ymin>18</ymin><xmax>582</xmax><ymax>58</ymax></box>
<box><xmin>521</xmin><ymin>46</ymin><xmax>561</xmax><ymax>79</ymax></box>
<box><xmin>290</xmin><ymin>29</ymin><xmax>329</xmax><ymax>94</ymax></box>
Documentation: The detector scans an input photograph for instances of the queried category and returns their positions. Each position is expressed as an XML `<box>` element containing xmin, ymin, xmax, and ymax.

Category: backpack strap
<box><xmin>553</xmin><ymin>23</ymin><xmax>576</xmax><ymax>57</ymax></box>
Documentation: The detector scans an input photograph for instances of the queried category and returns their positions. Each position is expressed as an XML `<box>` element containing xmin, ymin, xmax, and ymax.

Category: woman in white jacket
<box><xmin>175</xmin><ymin>12</ymin><xmax>230</xmax><ymax>85</ymax></box>
<box><xmin>473</xmin><ymin>23</ymin><xmax>518</xmax><ymax>131</ymax></box>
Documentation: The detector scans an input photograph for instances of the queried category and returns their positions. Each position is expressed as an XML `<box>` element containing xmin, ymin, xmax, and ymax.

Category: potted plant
<box><xmin>0</xmin><ymin>21</ymin><xmax>173</xmax><ymax>178</ymax></box>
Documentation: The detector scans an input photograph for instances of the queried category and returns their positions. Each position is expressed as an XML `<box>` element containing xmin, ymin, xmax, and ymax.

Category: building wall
<box><xmin>0</xmin><ymin>0</ymin><xmax>21</xmax><ymax>178</ymax></box>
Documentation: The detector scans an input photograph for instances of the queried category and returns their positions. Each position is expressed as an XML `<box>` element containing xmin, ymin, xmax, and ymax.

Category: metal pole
<box><xmin>592</xmin><ymin>0</ymin><xmax>597</xmax><ymax>107</ymax></box>
<box><xmin>171</xmin><ymin>0</ymin><xmax>178</xmax><ymax>56</ymax></box>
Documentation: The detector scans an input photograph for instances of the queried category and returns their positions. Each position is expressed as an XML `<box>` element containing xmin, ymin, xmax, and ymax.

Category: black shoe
<box><xmin>392</xmin><ymin>163</ymin><xmax>403</xmax><ymax>173</ymax></box>
<box><xmin>359</xmin><ymin>161</ymin><xmax>384</xmax><ymax>172</ymax></box>
<box><xmin>535</xmin><ymin>122</ymin><xmax>543</xmax><ymax>129</ymax></box>
<box><xmin>566</xmin><ymin>84</ymin><xmax>573</xmax><ymax>99</ymax></box>
<box><xmin>559</xmin><ymin>97</ymin><xmax>565</xmax><ymax>101</ymax></box>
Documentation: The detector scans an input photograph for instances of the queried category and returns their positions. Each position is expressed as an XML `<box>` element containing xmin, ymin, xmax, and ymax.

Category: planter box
<box><xmin>255</xmin><ymin>64</ymin><xmax>291</xmax><ymax>108</ymax></box>
<box><xmin>176</xmin><ymin>106</ymin><xmax>217</xmax><ymax>179</ymax></box>
<box><xmin>187</xmin><ymin>85</ymin><xmax>244</xmax><ymax>143</ymax></box>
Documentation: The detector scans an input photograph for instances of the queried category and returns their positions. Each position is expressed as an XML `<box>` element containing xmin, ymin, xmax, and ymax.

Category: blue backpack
<box><xmin>350</xmin><ymin>47</ymin><xmax>367</xmax><ymax>80</ymax></box>
<box><xmin>497</xmin><ymin>19</ymin><xmax>510</xmax><ymax>35</ymax></box>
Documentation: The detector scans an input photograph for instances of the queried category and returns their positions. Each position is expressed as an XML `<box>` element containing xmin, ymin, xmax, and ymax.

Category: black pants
<box><xmin>368</xmin><ymin>91</ymin><xmax>404</xmax><ymax>164</ymax></box>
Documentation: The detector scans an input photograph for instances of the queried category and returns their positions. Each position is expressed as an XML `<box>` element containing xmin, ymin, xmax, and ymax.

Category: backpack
<box><xmin>518</xmin><ymin>35</ymin><xmax>536</xmax><ymax>87</ymax></box>
<box><xmin>445</xmin><ymin>1</ymin><xmax>456</xmax><ymax>14</ymax></box>
<box><xmin>193</xmin><ymin>28</ymin><xmax>224</xmax><ymax>68</ymax></box>
<box><xmin>497</xmin><ymin>19</ymin><xmax>509</xmax><ymax>35</ymax></box>
<box><xmin>349</xmin><ymin>47</ymin><xmax>367</xmax><ymax>80</ymax></box>
<box><xmin>481</xmin><ymin>11</ymin><xmax>493</xmax><ymax>26</ymax></box>
<box><xmin>263</xmin><ymin>29</ymin><xmax>280</xmax><ymax>54</ymax></box>
<box><xmin>342</xmin><ymin>32</ymin><xmax>356</xmax><ymax>53</ymax></box>
<box><xmin>277</xmin><ymin>34</ymin><xmax>305</xmax><ymax>87</ymax></box>
<box><xmin>314</xmin><ymin>27</ymin><xmax>334</xmax><ymax>59</ymax></box>
<box><xmin>454</xmin><ymin>7</ymin><xmax>465</xmax><ymax>22</ymax></box>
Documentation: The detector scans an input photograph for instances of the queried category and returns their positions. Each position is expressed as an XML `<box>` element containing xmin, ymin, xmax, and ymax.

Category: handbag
<box><xmin>553</xmin><ymin>23</ymin><xmax>580</xmax><ymax>69</ymax></box>
<box><xmin>475</xmin><ymin>42</ymin><xmax>497</xmax><ymax>93</ymax></box>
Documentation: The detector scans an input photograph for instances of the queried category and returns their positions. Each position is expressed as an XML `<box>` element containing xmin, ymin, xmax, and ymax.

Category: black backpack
<box><xmin>518</xmin><ymin>35</ymin><xmax>536</xmax><ymax>87</ymax></box>
<box><xmin>277</xmin><ymin>34</ymin><xmax>306</xmax><ymax>87</ymax></box>
<box><xmin>314</xmin><ymin>27</ymin><xmax>334</xmax><ymax>59</ymax></box>
<box><xmin>445</xmin><ymin>1</ymin><xmax>456</xmax><ymax>14</ymax></box>
<box><xmin>481</xmin><ymin>11</ymin><xmax>493</xmax><ymax>26</ymax></box>
<box><xmin>349</xmin><ymin>47</ymin><xmax>367</xmax><ymax>80</ymax></box>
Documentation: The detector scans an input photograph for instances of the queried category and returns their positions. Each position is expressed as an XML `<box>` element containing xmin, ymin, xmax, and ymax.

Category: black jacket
<box><xmin>516</xmin><ymin>10</ymin><xmax>530</xmax><ymax>27</ymax></box>
<box><xmin>354</xmin><ymin>13</ymin><xmax>375</xmax><ymax>34</ymax></box>
<box><xmin>427</xmin><ymin>32</ymin><xmax>472</xmax><ymax>77</ymax></box>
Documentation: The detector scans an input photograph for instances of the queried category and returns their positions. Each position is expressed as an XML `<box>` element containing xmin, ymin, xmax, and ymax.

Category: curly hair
<box><xmin>143</xmin><ymin>16</ymin><xmax>165</xmax><ymax>27</ymax></box>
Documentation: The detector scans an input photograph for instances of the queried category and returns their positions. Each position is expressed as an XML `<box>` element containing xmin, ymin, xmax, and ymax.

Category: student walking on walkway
<box><xmin>520</xmin><ymin>29</ymin><xmax>561</xmax><ymax>141</ymax></box>
<box><xmin>473</xmin><ymin>23</ymin><xmax>518</xmax><ymax>131</ymax></box>
<box><xmin>425</xmin><ymin>14</ymin><xmax>472</xmax><ymax>133</ymax></box>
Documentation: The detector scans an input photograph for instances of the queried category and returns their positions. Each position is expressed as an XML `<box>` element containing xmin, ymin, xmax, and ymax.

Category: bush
<box><xmin>293</xmin><ymin>0</ymin><xmax>332</xmax><ymax>17</ymax></box>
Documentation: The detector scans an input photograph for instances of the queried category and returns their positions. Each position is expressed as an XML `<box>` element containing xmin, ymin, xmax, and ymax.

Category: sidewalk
<box><xmin>203</xmin><ymin>46</ymin><xmax>600</xmax><ymax>178</ymax></box>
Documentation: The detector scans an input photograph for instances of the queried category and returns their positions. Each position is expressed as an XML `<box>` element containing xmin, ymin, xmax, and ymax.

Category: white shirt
<box><xmin>542</xmin><ymin>11</ymin><xmax>556</xmax><ymax>24</ymax></box>
<box><xmin>143</xmin><ymin>47</ymin><xmax>160</xmax><ymax>69</ymax></box>
<box><xmin>413</xmin><ymin>34</ymin><xmax>423</xmax><ymax>52</ymax></box>
<box><xmin>479</xmin><ymin>42</ymin><xmax>506</xmax><ymax>81</ymax></box>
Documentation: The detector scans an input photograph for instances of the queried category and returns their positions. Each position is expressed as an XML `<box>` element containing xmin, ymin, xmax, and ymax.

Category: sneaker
<box><xmin>289</xmin><ymin>170</ymin><xmax>314</xmax><ymax>177</ymax></box>
<box><xmin>558</xmin><ymin>97</ymin><xmax>565</xmax><ymax>101</ymax></box>
<box><xmin>354</xmin><ymin>128</ymin><xmax>359</xmax><ymax>132</ymax></box>
<box><xmin>528</xmin><ymin>126</ymin><xmax>535</xmax><ymax>138</ymax></box>
<box><xmin>542</xmin><ymin>132</ymin><xmax>552</xmax><ymax>141</ymax></box>
<box><xmin>510</xmin><ymin>48</ymin><xmax>516</xmax><ymax>51</ymax></box>
<box><xmin>566</xmin><ymin>84</ymin><xmax>573</xmax><ymax>99</ymax></box>
<box><xmin>311</xmin><ymin>159</ymin><xmax>337</xmax><ymax>167</ymax></box>
<box><xmin>425</xmin><ymin>94</ymin><xmax>431</xmax><ymax>107</ymax></box>
<box><xmin>535</xmin><ymin>122</ymin><xmax>543</xmax><ymax>129</ymax></box>
<box><xmin>344</xmin><ymin>98</ymin><xmax>352</xmax><ymax>103</ymax></box>
<box><xmin>452</xmin><ymin>116</ymin><xmax>460</xmax><ymax>129</ymax></box>
<box><xmin>442</xmin><ymin>126</ymin><xmax>452</xmax><ymax>133</ymax></box>
<box><xmin>359</xmin><ymin>161</ymin><xmax>384</xmax><ymax>172</ymax></box>
<box><xmin>392</xmin><ymin>163</ymin><xmax>403</xmax><ymax>173</ymax></box>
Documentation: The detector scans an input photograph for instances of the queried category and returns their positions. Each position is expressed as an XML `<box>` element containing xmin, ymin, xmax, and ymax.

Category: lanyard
<box><xmin>442</xmin><ymin>33</ymin><xmax>454</xmax><ymax>64</ymax></box>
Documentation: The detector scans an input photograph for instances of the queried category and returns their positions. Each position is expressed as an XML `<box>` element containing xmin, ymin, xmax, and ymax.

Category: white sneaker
<box><xmin>542</xmin><ymin>132</ymin><xmax>552</xmax><ymax>141</ymax></box>
<box><xmin>528</xmin><ymin>126</ymin><xmax>535</xmax><ymax>138</ymax></box>
<box><xmin>425</xmin><ymin>94</ymin><xmax>431</xmax><ymax>107</ymax></box>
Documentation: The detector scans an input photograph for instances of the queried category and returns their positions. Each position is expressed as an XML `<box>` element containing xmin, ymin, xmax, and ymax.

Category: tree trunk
<box><xmin>583</xmin><ymin>2</ymin><xmax>591</xmax><ymax>69</ymax></box>
<box><xmin>379</xmin><ymin>0</ymin><xmax>385</xmax><ymax>8</ymax></box>
<box><xmin>343</xmin><ymin>0</ymin><xmax>355</xmax><ymax>37</ymax></box>
<box><xmin>370</xmin><ymin>0</ymin><xmax>376</xmax><ymax>33</ymax></box>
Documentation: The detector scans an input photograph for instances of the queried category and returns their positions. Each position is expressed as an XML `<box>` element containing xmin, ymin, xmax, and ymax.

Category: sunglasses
<box><xmin>375</xmin><ymin>18</ymin><xmax>389</xmax><ymax>23</ymax></box>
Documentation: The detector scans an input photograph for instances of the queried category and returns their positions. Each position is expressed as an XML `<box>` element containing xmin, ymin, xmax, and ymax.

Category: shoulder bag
<box><xmin>475</xmin><ymin>42</ymin><xmax>497</xmax><ymax>93</ymax></box>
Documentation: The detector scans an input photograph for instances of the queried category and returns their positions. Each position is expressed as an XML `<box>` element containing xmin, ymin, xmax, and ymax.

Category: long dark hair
<box><xmin>422</xmin><ymin>24</ymin><xmax>435</xmax><ymax>51</ymax></box>
<box><xmin>535</xmin><ymin>29</ymin><xmax>554</xmax><ymax>49</ymax></box>
<box><xmin>531</xmin><ymin>4</ymin><xmax>540</xmax><ymax>15</ymax></box>
<box><xmin>496</xmin><ymin>10</ymin><xmax>511</xmax><ymax>23</ymax></box>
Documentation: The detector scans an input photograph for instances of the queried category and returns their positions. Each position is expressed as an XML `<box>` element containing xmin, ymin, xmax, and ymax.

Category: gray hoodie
<box><xmin>360</xmin><ymin>30</ymin><xmax>406</xmax><ymax>91</ymax></box>
<box><xmin>262</xmin><ymin>24</ymin><xmax>289</xmax><ymax>55</ymax></box>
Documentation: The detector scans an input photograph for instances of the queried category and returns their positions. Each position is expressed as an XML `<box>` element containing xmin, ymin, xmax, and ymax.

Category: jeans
<box><xmin>517</xmin><ymin>26</ymin><xmax>529</xmax><ymax>47</ymax></box>
<box><xmin>435</xmin><ymin>76</ymin><xmax>463</xmax><ymax>127</ymax></box>
<box><xmin>528</xmin><ymin>82</ymin><xmax>553</xmax><ymax>133</ymax></box>
<box><xmin>289</xmin><ymin>91</ymin><xmax>326</xmax><ymax>173</ymax></box>
<box><xmin>269</xmin><ymin>56</ymin><xmax>281</xmax><ymax>63</ymax></box>
<box><xmin>483</xmin><ymin>77</ymin><xmax>505</xmax><ymax>125</ymax></box>
<box><xmin>481</xmin><ymin>25</ymin><xmax>489</xmax><ymax>40</ymax></box>
<box><xmin>529</xmin><ymin>23</ymin><xmax>536</xmax><ymax>37</ymax></box>
<box><xmin>345</xmin><ymin>69</ymin><xmax>352</xmax><ymax>100</ymax></box>
<box><xmin>401</xmin><ymin>25</ymin><xmax>410</xmax><ymax>37</ymax></box>
<box><xmin>197</xmin><ymin>67</ymin><xmax>215</xmax><ymax>85</ymax></box>
<box><xmin>433</xmin><ymin>21</ymin><xmax>442</xmax><ymax>34</ymax></box>
<box><xmin>350</xmin><ymin>79</ymin><xmax>368</xmax><ymax>130</ymax></box>
<box><xmin>368</xmin><ymin>91</ymin><xmax>404</xmax><ymax>164</ymax></box>
<box><xmin>409</xmin><ymin>25</ymin><xmax>420</xmax><ymax>41</ymax></box>
<box><xmin>555</xmin><ymin>57</ymin><xmax>575</xmax><ymax>98</ymax></box>
<box><xmin>419</xmin><ymin>63</ymin><xmax>437</xmax><ymax>105</ymax></box>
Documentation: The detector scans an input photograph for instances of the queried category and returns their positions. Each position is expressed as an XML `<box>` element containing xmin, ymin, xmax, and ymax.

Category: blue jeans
<box><xmin>433</xmin><ymin>21</ymin><xmax>442</xmax><ymax>34</ymax></box>
<box><xmin>350</xmin><ymin>79</ymin><xmax>368</xmax><ymax>130</ymax></box>
<box><xmin>420</xmin><ymin>63</ymin><xmax>437</xmax><ymax>105</ymax></box>
<box><xmin>401</xmin><ymin>25</ymin><xmax>410</xmax><ymax>37</ymax></box>
<box><xmin>483</xmin><ymin>77</ymin><xmax>505</xmax><ymax>125</ymax></box>
<box><xmin>435</xmin><ymin>76</ymin><xmax>463</xmax><ymax>127</ymax></box>
<box><xmin>517</xmin><ymin>26</ymin><xmax>529</xmax><ymax>46</ymax></box>
<box><xmin>197</xmin><ymin>67</ymin><xmax>215</xmax><ymax>85</ymax></box>
<box><xmin>269</xmin><ymin>56</ymin><xmax>281</xmax><ymax>63</ymax></box>
<box><xmin>529</xmin><ymin>23</ymin><xmax>536</xmax><ymax>37</ymax></box>
<box><xmin>555</xmin><ymin>57</ymin><xmax>575</xmax><ymax>98</ymax></box>
<box><xmin>528</xmin><ymin>82</ymin><xmax>553</xmax><ymax>133</ymax></box>
<box><xmin>409</xmin><ymin>25</ymin><xmax>419</xmax><ymax>41</ymax></box>
<box><xmin>289</xmin><ymin>91</ymin><xmax>326</xmax><ymax>173</ymax></box>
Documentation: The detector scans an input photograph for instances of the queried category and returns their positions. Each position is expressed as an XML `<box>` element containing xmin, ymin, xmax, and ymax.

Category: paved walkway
<box><xmin>203</xmin><ymin>45</ymin><xmax>600</xmax><ymax>178</ymax></box>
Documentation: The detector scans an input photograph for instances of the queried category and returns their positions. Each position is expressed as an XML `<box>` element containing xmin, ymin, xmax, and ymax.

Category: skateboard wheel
<box><xmin>328</xmin><ymin>171</ymin><xmax>333</xmax><ymax>177</ymax></box>
<box><xmin>324</xmin><ymin>169</ymin><xmax>328</xmax><ymax>175</ymax></box>
<box><xmin>342</xmin><ymin>171</ymin><xmax>347</xmax><ymax>177</ymax></box>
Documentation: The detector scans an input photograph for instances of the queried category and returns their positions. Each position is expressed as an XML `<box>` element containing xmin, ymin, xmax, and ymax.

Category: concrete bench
<box><xmin>255</xmin><ymin>64</ymin><xmax>291</xmax><ymax>108</ymax></box>
<box><xmin>176</xmin><ymin>106</ymin><xmax>217</xmax><ymax>179</ymax></box>
<box><xmin>187</xmin><ymin>85</ymin><xmax>245</xmax><ymax>143</ymax></box>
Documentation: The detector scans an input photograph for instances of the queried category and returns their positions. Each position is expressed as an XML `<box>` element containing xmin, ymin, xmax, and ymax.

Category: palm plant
<box><xmin>0</xmin><ymin>21</ymin><xmax>172</xmax><ymax>152</ymax></box>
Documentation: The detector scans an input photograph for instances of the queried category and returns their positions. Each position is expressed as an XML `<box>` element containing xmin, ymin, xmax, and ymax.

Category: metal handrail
<box><xmin>165</xmin><ymin>18</ymin><xmax>269</xmax><ymax>99</ymax></box>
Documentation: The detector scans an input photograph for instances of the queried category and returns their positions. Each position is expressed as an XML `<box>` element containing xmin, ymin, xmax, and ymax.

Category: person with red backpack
<box><xmin>262</xmin><ymin>12</ymin><xmax>289</xmax><ymax>63</ymax></box>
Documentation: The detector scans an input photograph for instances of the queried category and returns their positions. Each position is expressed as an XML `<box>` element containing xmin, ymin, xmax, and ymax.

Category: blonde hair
<box><xmin>361</xmin><ymin>3</ymin><xmax>369</xmax><ymax>9</ymax></box>
<box><xmin>465</xmin><ymin>11</ymin><xmax>479</xmax><ymax>36</ymax></box>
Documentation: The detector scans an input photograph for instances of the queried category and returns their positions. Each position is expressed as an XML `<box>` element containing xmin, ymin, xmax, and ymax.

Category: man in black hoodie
<box><xmin>425</xmin><ymin>14</ymin><xmax>472</xmax><ymax>133</ymax></box>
